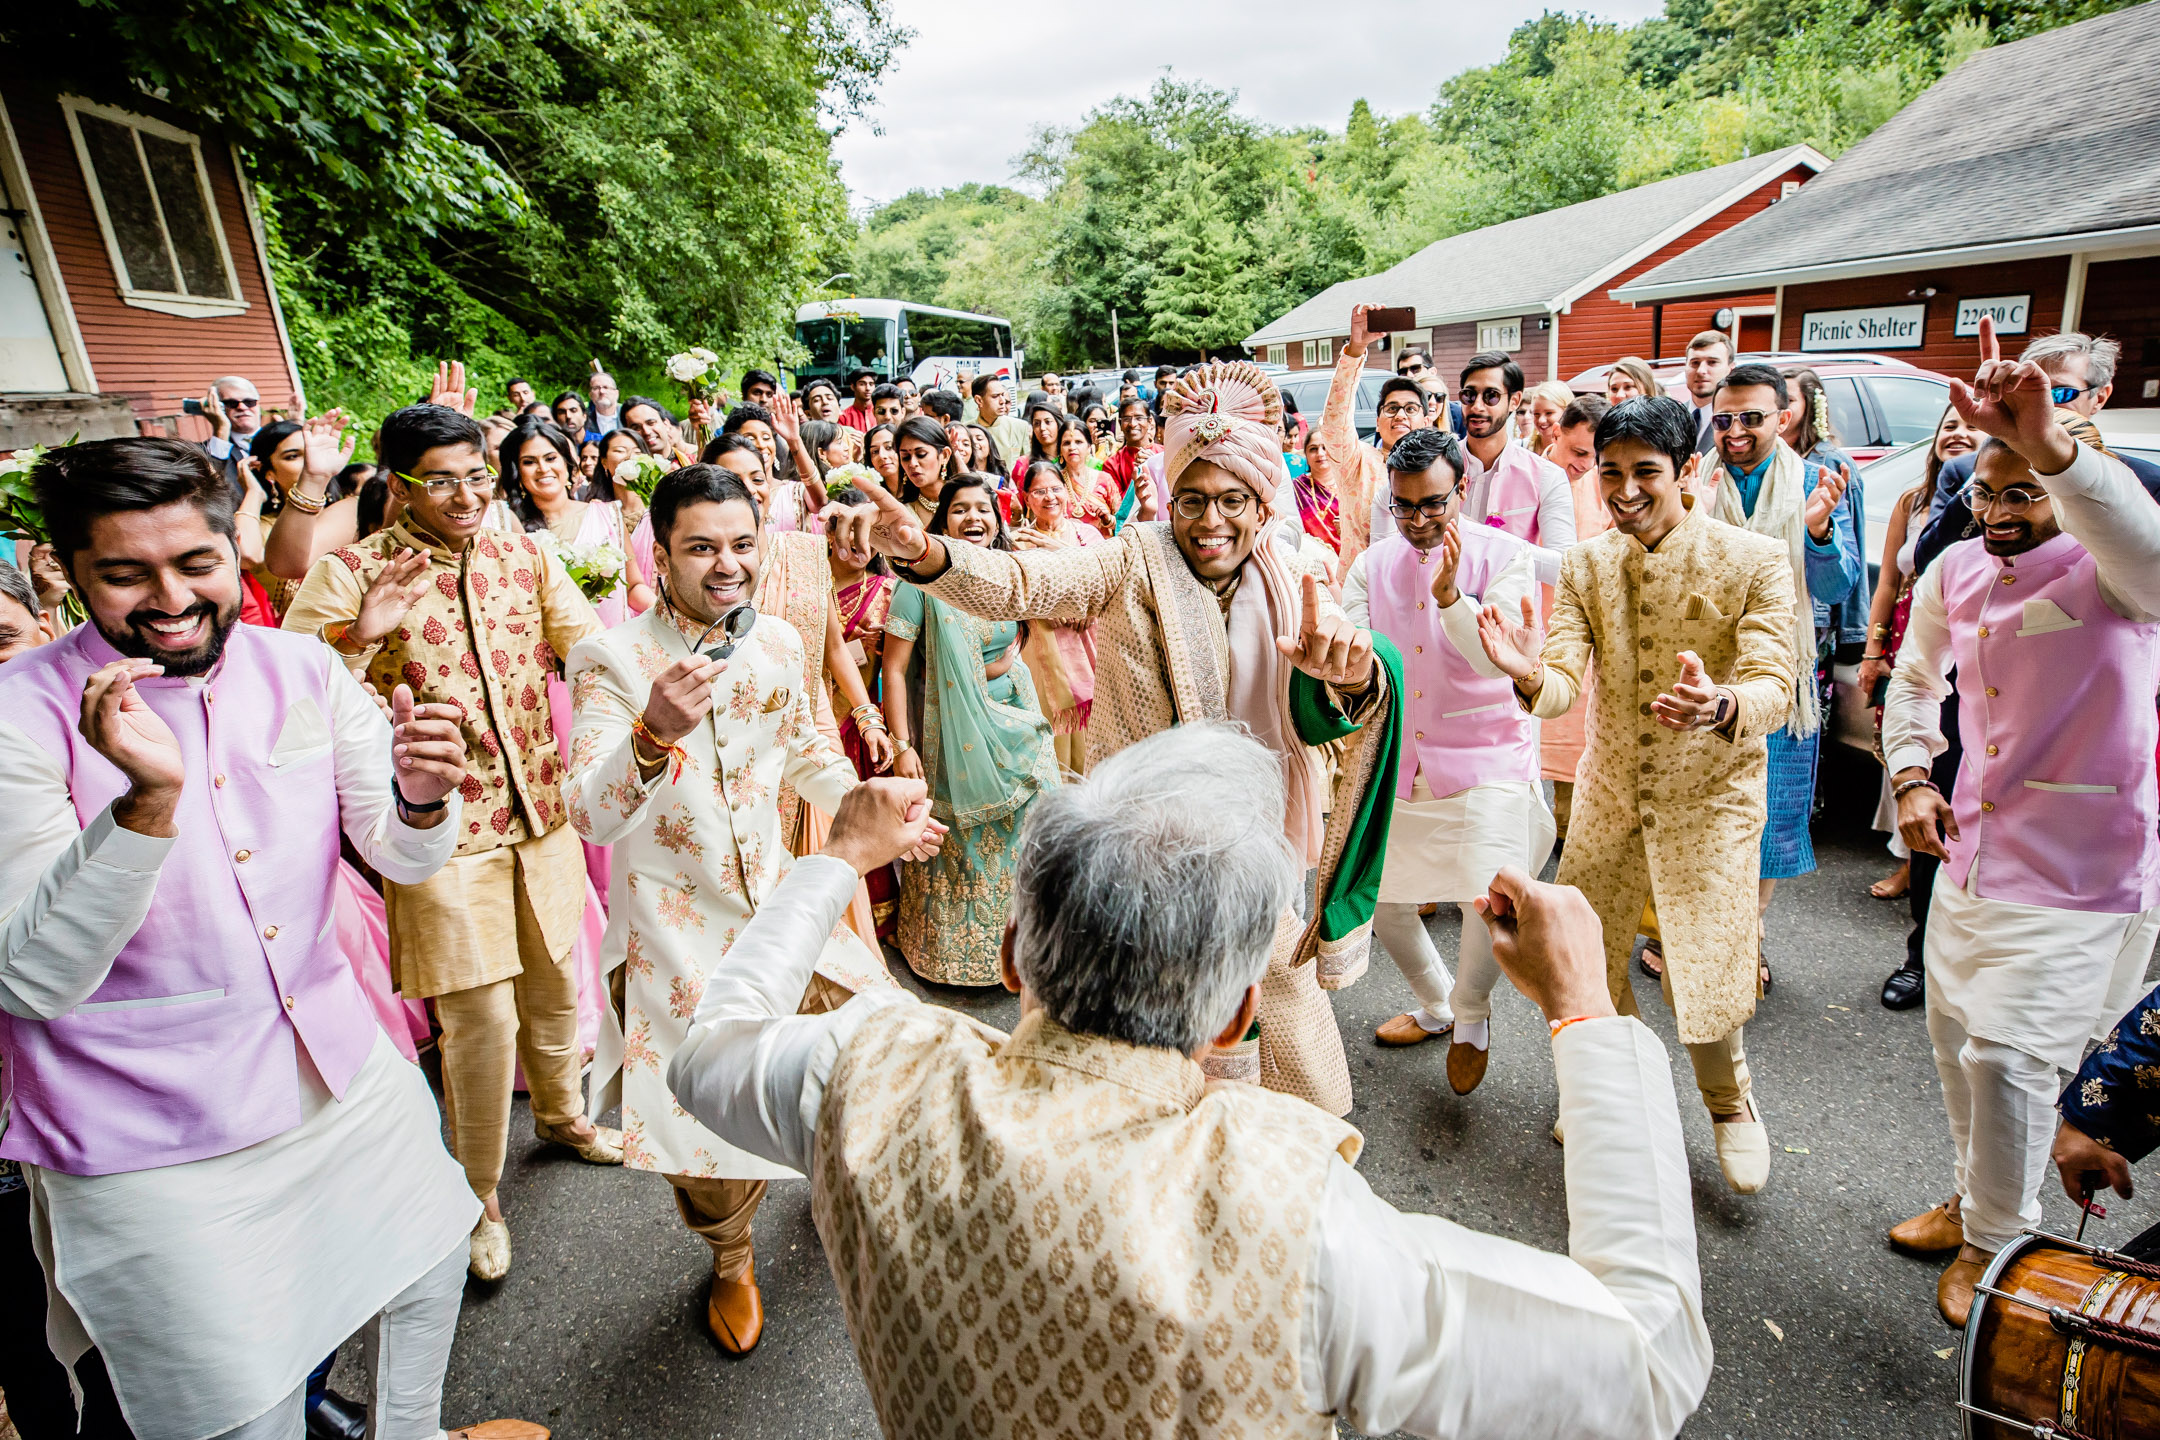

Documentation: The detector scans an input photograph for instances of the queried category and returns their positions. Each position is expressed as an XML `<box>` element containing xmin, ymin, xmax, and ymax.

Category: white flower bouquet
<box><xmin>612</xmin><ymin>452</ymin><xmax>671</xmax><ymax>502</ymax></box>
<box><xmin>664</xmin><ymin>346</ymin><xmax>721</xmax><ymax>401</ymax></box>
<box><xmin>554</xmin><ymin>539</ymin><xmax>627</xmax><ymax>604</ymax></box>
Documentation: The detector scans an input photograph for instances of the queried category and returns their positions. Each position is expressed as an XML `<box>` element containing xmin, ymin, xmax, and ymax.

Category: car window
<box><xmin>1869</xmin><ymin>376</ymin><xmax>1953</xmax><ymax>447</ymax></box>
<box><xmin>1820</xmin><ymin>376</ymin><xmax>1873</xmax><ymax>450</ymax></box>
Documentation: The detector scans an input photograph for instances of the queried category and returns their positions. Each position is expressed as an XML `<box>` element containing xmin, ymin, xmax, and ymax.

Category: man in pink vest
<box><xmin>0</xmin><ymin>439</ymin><xmax>540</xmax><ymax>1439</ymax></box>
<box><xmin>1344</xmin><ymin>428</ymin><xmax>1555</xmax><ymax>1098</ymax></box>
<box><xmin>1883</xmin><ymin>317</ymin><xmax>2160</xmax><ymax>1326</ymax></box>
<box><xmin>1456</xmin><ymin>351</ymin><xmax>1576</xmax><ymax>552</ymax></box>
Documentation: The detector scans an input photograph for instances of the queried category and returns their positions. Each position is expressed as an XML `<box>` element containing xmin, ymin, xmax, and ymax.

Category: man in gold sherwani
<box><xmin>1479</xmin><ymin>394</ymin><xmax>1795</xmax><ymax>1194</ymax></box>
<box><xmin>828</xmin><ymin>362</ymin><xmax>1400</xmax><ymax>1118</ymax></box>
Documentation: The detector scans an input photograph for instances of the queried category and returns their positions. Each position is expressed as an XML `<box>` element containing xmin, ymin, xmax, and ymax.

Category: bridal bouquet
<box><xmin>554</xmin><ymin>539</ymin><xmax>627</xmax><ymax>603</ymax></box>
<box><xmin>612</xmin><ymin>453</ymin><xmax>671</xmax><ymax>502</ymax></box>
<box><xmin>665</xmin><ymin>346</ymin><xmax>721</xmax><ymax>402</ymax></box>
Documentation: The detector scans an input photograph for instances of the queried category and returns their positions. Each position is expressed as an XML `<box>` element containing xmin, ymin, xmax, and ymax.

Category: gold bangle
<box><xmin>284</xmin><ymin>484</ymin><xmax>328</xmax><ymax>515</ymax></box>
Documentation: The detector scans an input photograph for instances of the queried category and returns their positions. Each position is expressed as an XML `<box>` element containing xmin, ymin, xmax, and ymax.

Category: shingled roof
<box><xmin>1244</xmin><ymin>145</ymin><xmax>1826</xmax><ymax>348</ymax></box>
<box><xmin>1615</xmin><ymin>2</ymin><xmax>2160</xmax><ymax>301</ymax></box>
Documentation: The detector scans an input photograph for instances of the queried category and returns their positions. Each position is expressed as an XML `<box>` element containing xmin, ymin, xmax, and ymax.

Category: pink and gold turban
<box><xmin>1161</xmin><ymin>362</ymin><xmax>1290</xmax><ymax>504</ymax></box>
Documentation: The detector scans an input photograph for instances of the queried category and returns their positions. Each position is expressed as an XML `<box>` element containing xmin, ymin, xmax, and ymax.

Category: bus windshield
<box><xmin>794</xmin><ymin>315</ymin><xmax>897</xmax><ymax>380</ymax></box>
<box><xmin>906</xmin><ymin>311</ymin><xmax>1009</xmax><ymax>360</ymax></box>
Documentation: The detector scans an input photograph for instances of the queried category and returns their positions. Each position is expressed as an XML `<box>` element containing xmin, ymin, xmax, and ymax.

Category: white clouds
<box><xmin>832</xmin><ymin>0</ymin><xmax>1668</xmax><ymax>206</ymax></box>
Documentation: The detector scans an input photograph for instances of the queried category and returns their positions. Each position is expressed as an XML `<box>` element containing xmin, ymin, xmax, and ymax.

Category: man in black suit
<box><xmin>196</xmin><ymin>374</ymin><xmax>264</xmax><ymax>503</ymax></box>
<box><xmin>1682</xmin><ymin>331</ymin><xmax>1733</xmax><ymax>457</ymax></box>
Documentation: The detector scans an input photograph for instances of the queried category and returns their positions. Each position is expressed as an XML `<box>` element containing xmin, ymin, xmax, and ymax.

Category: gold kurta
<box><xmin>1528</xmin><ymin>499</ymin><xmax>1797</xmax><ymax>1043</ymax></box>
<box><xmin>913</xmin><ymin>523</ymin><xmax>1393</xmax><ymax>1115</ymax></box>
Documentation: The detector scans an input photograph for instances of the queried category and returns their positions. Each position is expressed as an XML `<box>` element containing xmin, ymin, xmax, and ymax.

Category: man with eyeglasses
<box><xmin>284</xmin><ymin>403</ymin><xmax>620</xmax><ymax>1284</ymax></box>
<box><xmin>1454</xmin><ymin>351</ymin><xmax>1576</xmax><ymax>553</ymax></box>
<box><xmin>1700</xmin><ymin>364</ymin><xmax>1859</xmax><ymax>997</ymax></box>
<box><xmin>1342</xmin><ymin>428</ymin><xmax>1554</xmax><ymax>1094</ymax></box>
<box><xmin>588</xmin><ymin>361</ymin><xmax>623</xmax><ymax>437</ymax></box>
<box><xmin>1881</xmin><ymin>318</ymin><xmax>2160</xmax><ymax>1326</ymax></box>
<box><xmin>827</xmin><ymin>361</ymin><xmax>1400</xmax><ymax>1119</ymax></box>
<box><xmin>198</xmin><ymin>374</ymin><xmax>267</xmax><ymax>501</ymax></box>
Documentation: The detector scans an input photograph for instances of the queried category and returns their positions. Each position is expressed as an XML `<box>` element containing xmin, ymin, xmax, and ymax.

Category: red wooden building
<box><xmin>0</xmin><ymin>79</ymin><xmax>305</xmax><ymax>450</ymax></box>
<box><xmin>1614</xmin><ymin>7</ymin><xmax>2160</xmax><ymax>405</ymax></box>
<box><xmin>1244</xmin><ymin>146</ymin><xmax>1828</xmax><ymax>384</ymax></box>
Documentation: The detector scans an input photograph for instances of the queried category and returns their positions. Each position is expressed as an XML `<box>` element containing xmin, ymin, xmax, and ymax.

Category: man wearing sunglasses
<box><xmin>1343</xmin><ymin>427</ymin><xmax>1554</xmax><ymax>1096</ymax></box>
<box><xmin>284</xmin><ymin>403</ymin><xmax>618</xmax><ymax>1285</ymax></box>
<box><xmin>1702</xmin><ymin>364</ymin><xmax>1860</xmax><ymax>999</ymax></box>
<box><xmin>1395</xmin><ymin>347</ymin><xmax>1464</xmax><ymax>438</ymax></box>
<box><xmin>1883</xmin><ymin>316</ymin><xmax>2160</xmax><ymax>1326</ymax></box>
<box><xmin>198</xmin><ymin>374</ymin><xmax>267</xmax><ymax>502</ymax></box>
<box><xmin>1456</xmin><ymin>351</ymin><xmax>1576</xmax><ymax>553</ymax></box>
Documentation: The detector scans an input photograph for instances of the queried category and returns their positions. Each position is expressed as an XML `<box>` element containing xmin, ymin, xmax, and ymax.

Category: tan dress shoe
<box><xmin>535</xmin><ymin>1120</ymin><xmax>625</xmax><ymax>1165</ymax></box>
<box><xmin>1446</xmin><ymin>1040</ymin><xmax>1489</xmax><ymax>1095</ymax></box>
<box><xmin>468</xmin><ymin>1217</ymin><xmax>511</xmax><ymax>1282</ymax></box>
<box><xmin>1938</xmin><ymin>1243</ymin><xmax>1991</xmax><ymax>1327</ymax></box>
<box><xmin>1375</xmin><ymin>1013</ymin><xmax>1448</xmax><ymax>1047</ymax></box>
<box><xmin>1712</xmin><ymin>1100</ymin><xmax>1769</xmax><ymax>1194</ymax></box>
<box><xmin>707</xmin><ymin>1264</ymin><xmax>764</xmax><ymax>1354</ymax></box>
<box><xmin>1888</xmin><ymin>1197</ymin><xmax>1964</xmax><ymax>1256</ymax></box>
<box><xmin>447</xmin><ymin>1423</ymin><xmax>552</xmax><ymax>1439</ymax></box>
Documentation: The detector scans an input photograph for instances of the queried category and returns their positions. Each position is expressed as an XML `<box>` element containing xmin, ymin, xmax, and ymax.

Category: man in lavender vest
<box><xmin>0</xmin><ymin>439</ymin><xmax>539</xmax><ymax>1440</ymax></box>
<box><xmin>1883</xmin><ymin>317</ymin><xmax>2160</xmax><ymax>1327</ymax></box>
<box><xmin>1345</xmin><ymin>428</ymin><xmax>1555</xmax><ymax>1098</ymax></box>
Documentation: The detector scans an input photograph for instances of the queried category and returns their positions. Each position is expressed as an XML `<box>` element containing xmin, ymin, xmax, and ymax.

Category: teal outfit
<box><xmin>887</xmin><ymin>580</ymin><xmax>1060</xmax><ymax>986</ymax></box>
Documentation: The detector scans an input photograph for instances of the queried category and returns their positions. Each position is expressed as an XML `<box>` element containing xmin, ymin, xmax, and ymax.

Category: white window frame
<box><xmin>59</xmin><ymin>96</ymin><xmax>248</xmax><ymax>319</ymax></box>
<box><xmin>1475</xmin><ymin>318</ymin><xmax>1523</xmax><ymax>353</ymax></box>
<box><xmin>1301</xmin><ymin>339</ymin><xmax>1321</xmax><ymax>367</ymax></box>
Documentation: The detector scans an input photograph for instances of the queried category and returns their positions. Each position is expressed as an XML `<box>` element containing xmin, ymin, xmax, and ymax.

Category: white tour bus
<box><xmin>794</xmin><ymin>298</ymin><xmax>1017</xmax><ymax>392</ymax></box>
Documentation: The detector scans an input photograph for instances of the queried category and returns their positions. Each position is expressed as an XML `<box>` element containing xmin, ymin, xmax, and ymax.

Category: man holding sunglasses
<box><xmin>1344</xmin><ymin>427</ymin><xmax>1554</xmax><ymax>1095</ymax></box>
<box><xmin>1882</xmin><ymin>316</ymin><xmax>2160</xmax><ymax>1327</ymax></box>
<box><xmin>284</xmin><ymin>403</ymin><xmax>619</xmax><ymax>1284</ymax></box>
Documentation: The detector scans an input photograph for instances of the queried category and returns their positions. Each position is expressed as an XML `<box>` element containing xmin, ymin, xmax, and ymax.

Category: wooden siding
<box><xmin>1</xmin><ymin>81</ymin><xmax>299</xmax><ymax>432</ymax></box>
<box><xmin>1562</xmin><ymin>163</ymin><xmax>1815</xmax><ymax>378</ymax></box>
<box><xmin>1774</xmin><ymin>257</ymin><xmax>2072</xmax><ymax>377</ymax></box>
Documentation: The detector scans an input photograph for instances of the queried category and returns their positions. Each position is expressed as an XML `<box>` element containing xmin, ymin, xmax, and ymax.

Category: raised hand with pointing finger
<box><xmin>1950</xmin><ymin>313</ymin><xmax>2077</xmax><ymax>474</ymax></box>
<box><xmin>1276</xmin><ymin>571</ymin><xmax>1374</xmax><ymax>689</ymax></box>
<box><xmin>825</xmin><ymin>467</ymin><xmax>932</xmax><ymax>570</ymax></box>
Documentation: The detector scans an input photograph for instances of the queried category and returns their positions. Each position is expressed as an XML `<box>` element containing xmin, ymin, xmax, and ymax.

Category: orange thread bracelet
<box><xmin>1548</xmin><ymin>1016</ymin><xmax>1596</xmax><ymax>1038</ymax></box>
<box><xmin>631</xmin><ymin>717</ymin><xmax>688</xmax><ymax>784</ymax></box>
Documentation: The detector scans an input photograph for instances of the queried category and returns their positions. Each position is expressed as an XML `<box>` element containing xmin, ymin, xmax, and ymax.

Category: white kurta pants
<box><xmin>1923</xmin><ymin>872</ymin><xmax>2160</xmax><ymax>1251</ymax></box>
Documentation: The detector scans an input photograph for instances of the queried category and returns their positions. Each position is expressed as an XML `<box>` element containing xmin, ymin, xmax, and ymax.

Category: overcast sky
<box><xmin>833</xmin><ymin>0</ymin><xmax>1669</xmax><ymax>207</ymax></box>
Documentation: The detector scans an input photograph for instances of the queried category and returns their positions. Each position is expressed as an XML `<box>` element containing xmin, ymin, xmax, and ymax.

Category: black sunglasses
<box><xmin>692</xmin><ymin>604</ymin><xmax>759</xmax><ymax>661</ymax></box>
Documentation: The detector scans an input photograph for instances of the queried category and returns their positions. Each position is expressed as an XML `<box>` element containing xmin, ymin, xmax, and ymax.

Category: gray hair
<box><xmin>0</xmin><ymin>560</ymin><xmax>38</xmax><ymax>615</ymax></box>
<box><xmin>211</xmin><ymin>374</ymin><xmax>258</xmax><ymax>396</ymax></box>
<box><xmin>2023</xmin><ymin>331</ymin><xmax>2120</xmax><ymax>391</ymax></box>
<box><xmin>1010</xmin><ymin>723</ymin><xmax>1297</xmax><ymax>1053</ymax></box>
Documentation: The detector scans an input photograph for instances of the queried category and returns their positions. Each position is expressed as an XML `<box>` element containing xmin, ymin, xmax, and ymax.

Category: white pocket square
<box><xmin>270</xmin><ymin>698</ymin><xmax>333</xmax><ymax>766</ymax></box>
<box><xmin>2016</xmin><ymin>598</ymin><xmax>2083</xmax><ymax>637</ymax></box>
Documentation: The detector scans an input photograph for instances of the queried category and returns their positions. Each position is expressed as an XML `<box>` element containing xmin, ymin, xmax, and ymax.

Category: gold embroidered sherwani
<box><xmin>1527</xmin><ymin>499</ymin><xmax>1796</xmax><ymax>1044</ymax></box>
<box><xmin>563</xmin><ymin>605</ymin><xmax>895</xmax><ymax>1178</ymax></box>
<box><xmin>910</xmin><ymin>522</ymin><xmax>1392</xmax><ymax>1115</ymax></box>
<box><xmin>814</xmin><ymin>1004</ymin><xmax>1358</xmax><ymax>1440</ymax></box>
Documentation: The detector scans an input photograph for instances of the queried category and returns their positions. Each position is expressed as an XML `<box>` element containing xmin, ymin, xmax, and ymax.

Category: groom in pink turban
<box><xmin>829</xmin><ymin>362</ymin><xmax>1403</xmax><ymax>1115</ymax></box>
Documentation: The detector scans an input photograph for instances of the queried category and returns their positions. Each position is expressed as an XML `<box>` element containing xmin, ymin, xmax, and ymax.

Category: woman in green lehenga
<box><xmin>880</xmin><ymin>473</ymin><xmax>1061</xmax><ymax>985</ymax></box>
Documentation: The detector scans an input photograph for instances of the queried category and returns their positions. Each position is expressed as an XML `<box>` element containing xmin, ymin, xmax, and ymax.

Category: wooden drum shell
<box><xmin>1962</xmin><ymin>1233</ymin><xmax>2160</xmax><ymax>1440</ymax></box>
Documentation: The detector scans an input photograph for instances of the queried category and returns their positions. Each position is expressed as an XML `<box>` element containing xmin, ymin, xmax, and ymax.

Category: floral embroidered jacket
<box><xmin>563</xmin><ymin>603</ymin><xmax>895</xmax><ymax>1178</ymax></box>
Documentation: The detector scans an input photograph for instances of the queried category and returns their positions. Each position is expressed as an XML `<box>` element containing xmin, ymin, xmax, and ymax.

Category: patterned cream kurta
<box><xmin>564</xmin><ymin>605</ymin><xmax>895</xmax><ymax>1178</ymax></box>
<box><xmin>1529</xmin><ymin>499</ymin><xmax>1797</xmax><ymax>1043</ymax></box>
<box><xmin>913</xmin><ymin>523</ymin><xmax>1393</xmax><ymax>1115</ymax></box>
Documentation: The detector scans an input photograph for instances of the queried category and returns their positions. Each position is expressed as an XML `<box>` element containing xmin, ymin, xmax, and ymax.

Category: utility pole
<box><xmin>1110</xmin><ymin>307</ymin><xmax>1121</xmax><ymax>371</ymax></box>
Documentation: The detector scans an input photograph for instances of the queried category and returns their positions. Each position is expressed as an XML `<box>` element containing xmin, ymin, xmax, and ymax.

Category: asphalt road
<box><xmin>363</xmin><ymin>758</ymin><xmax>2160</xmax><ymax>1438</ymax></box>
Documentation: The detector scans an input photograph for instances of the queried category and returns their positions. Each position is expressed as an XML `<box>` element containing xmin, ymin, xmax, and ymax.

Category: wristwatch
<box><xmin>1709</xmin><ymin>691</ymin><xmax>1732</xmax><ymax>729</ymax></box>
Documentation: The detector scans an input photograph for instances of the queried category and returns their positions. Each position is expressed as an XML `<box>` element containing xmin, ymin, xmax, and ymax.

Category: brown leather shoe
<box><xmin>1937</xmin><ymin>1244</ymin><xmax>1991</xmax><ymax>1327</ymax></box>
<box><xmin>446</xmin><ymin>1423</ymin><xmax>551</xmax><ymax>1439</ymax></box>
<box><xmin>708</xmin><ymin>1263</ymin><xmax>764</xmax><ymax>1353</ymax></box>
<box><xmin>1888</xmin><ymin>1197</ymin><xmax>1964</xmax><ymax>1256</ymax></box>
<box><xmin>1375</xmin><ymin>1013</ymin><xmax>1447</xmax><ymax>1047</ymax></box>
<box><xmin>1446</xmin><ymin>1040</ymin><xmax>1489</xmax><ymax>1095</ymax></box>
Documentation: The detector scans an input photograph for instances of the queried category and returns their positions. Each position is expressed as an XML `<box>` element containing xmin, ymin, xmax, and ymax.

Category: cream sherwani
<box><xmin>1528</xmin><ymin>497</ymin><xmax>1797</xmax><ymax>1047</ymax></box>
<box><xmin>564</xmin><ymin>605</ymin><xmax>894</xmax><ymax>1179</ymax></box>
<box><xmin>907</xmin><ymin>522</ymin><xmax>1392</xmax><ymax>1115</ymax></box>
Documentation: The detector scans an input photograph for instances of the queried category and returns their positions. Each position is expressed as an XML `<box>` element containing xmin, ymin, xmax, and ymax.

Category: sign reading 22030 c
<box><xmin>1799</xmin><ymin>304</ymin><xmax>1927</xmax><ymax>351</ymax></box>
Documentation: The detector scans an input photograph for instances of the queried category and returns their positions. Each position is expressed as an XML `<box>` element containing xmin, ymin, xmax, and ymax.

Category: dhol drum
<box><xmin>1960</xmin><ymin>1230</ymin><xmax>2160</xmax><ymax>1438</ymax></box>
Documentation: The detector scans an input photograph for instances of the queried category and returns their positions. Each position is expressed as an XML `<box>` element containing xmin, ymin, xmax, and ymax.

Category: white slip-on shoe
<box><xmin>1714</xmin><ymin>1099</ymin><xmax>1770</xmax><ymax>1194</ymax></box>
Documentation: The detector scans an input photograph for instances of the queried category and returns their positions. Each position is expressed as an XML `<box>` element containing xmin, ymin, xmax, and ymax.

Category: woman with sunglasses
<box><xmin>879</xmin><ymin>473</ymin><xmax>1059</xmax><ymax>985</ymax></box>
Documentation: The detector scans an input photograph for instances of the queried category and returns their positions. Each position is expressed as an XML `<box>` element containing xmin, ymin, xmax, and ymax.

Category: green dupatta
<box><xmin>1288</xmin><ymin>633</ymin><xmax>1405</xmax><ymax>943</ymax></box>
<box><xmin>918</xmin><ymin>587</ymin><xmax>1057</xmax><ymax>831</ymax></box>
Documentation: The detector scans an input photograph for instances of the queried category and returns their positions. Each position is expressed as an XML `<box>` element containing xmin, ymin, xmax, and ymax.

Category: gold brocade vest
<box><xmin>329</xmin><ymin>521</ymin><xmax>569</xmax><ymax>856</ymax></box>
<box><xmin>812</xmin><ymin>1005</ymin><xmax>1360</xmax><ymax>1440</ymax></box>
